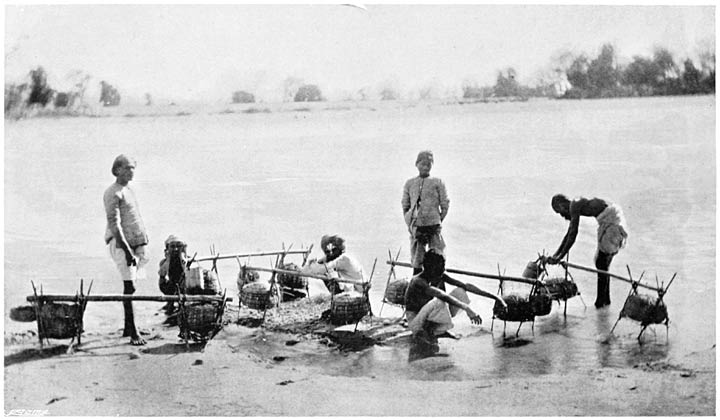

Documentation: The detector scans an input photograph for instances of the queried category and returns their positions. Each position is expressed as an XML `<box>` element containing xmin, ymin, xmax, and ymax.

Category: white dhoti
<box><xmin>596</xmin><ymin>203</ymin><xmax>629</xmax><ymax>255</ymax></box>
<box><xmin>406</xmin><ymin>287</ymin><xmax>470</xmax><ymax>335</ymax></box>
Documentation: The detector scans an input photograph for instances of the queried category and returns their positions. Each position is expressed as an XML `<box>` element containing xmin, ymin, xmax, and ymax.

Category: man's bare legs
<box><xmin>594</xmin><ymin>251</ymin><xmax>614</xmax><ymax>308</ymax></box>
<box><xmin>122</xmin><ymin>280</ymin><xmax>146</xmax><ymax>345</ymax></box>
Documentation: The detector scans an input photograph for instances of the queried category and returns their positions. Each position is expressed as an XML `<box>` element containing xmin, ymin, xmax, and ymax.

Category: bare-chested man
<box><xmin>546</xmin><ymin>194</ymin><xmax>628</xmax><ymax>308</ymax></box>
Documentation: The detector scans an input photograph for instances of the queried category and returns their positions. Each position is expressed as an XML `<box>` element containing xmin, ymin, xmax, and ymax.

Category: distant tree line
<box><xmin>6</xmin><ymin>40</ymin><xmax>714</xmax><ymax>118</ymax></box>
<box><xmin>558</xmin><ymin>44</ymin><xmax>714</xmax><ymax>99</ymax></box>
<box><xmin>5</xmin><ymin>66</ymin><xmax>122</xmax><ymax>117</ymax></box>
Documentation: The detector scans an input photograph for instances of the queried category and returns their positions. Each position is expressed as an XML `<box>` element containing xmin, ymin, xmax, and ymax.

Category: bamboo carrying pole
<box><xmin>194</xmin><ymin>249</ymin><xmax>311</xmax><ymax>263</ymax></box>
<box><xmin>561</xmin><ymin>261</ymin><xmax>665</xmax><ymax>293</ymax></box>
<box><xmin>27</xmin><ymin>294</ymin><xmax>232</xmax><ymax>303</ymax></box>
<box><xmin>386</xmin><ymin>260</ymin><xmax>539</xmax><ymax>286</ymax></box>
<box><xmin>243</xmin><ymin>265</ymin><xmax>366</xmax><ymax>286</ymax></box>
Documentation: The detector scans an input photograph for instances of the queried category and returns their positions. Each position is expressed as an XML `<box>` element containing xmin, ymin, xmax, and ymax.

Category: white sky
<box><xmin>4</xmin><ymin>3</ymin><xmax>716</xmax><ymax>102</ymax></box>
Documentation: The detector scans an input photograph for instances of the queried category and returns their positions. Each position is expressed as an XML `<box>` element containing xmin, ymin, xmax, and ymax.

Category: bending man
<box><xmin>546</xmin><ymin>194</ymin><xmax>629</xmax><ymax>308</ymax></box>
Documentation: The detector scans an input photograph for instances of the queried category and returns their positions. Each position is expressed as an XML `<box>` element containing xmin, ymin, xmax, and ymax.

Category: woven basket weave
<box><xmin>620</xmin><ymin>294</ymin><xmax>668</xmax><ymax>326</ymax></box>
<box><xmin>38</xmin><ymin>303</ymin><xmax>82</xmax><ymax>339</ymax></box>
<box><xmin>330</xmin><ymin>292</ymin><xmax>370</xmax><ymax>325</ymax></box>
<box><xmin>277</xmin><ymin>263</ymin><xmax>307</xmax><ymax>289</ymax></box>
<box><xmin>541</xmin><ymin>277</ymin><xmax>580</xmax><ymax>301</ymax></box>
<box><xmin>494</xmin><ymin>294</ymin><xmax>535</xmax><ymax>322</ymax></box>
<box><xmin>183</xmin><ymin>303</ymin><xmax>221</xmax><ymax>335</ymax></box>
<box><xmin>384</xmin><ymin>278</ymin><xmax>409</xmax><ymax>305</ymax></box>
<box><xmin>240</xmin><ymin>282</ymin><xmax>272</xmax><ymax>310</ymax></box>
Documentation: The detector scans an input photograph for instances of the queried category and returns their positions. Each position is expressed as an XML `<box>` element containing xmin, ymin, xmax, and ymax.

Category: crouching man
<box><xmin>405</xmin><ymin>249</ymin><xmax>504</xmax><ymax>360</ymax></box>
<box><xmin>158</xmin><ymin>235</ymin><xmax>188</xmax><ymax>297</ymax></box>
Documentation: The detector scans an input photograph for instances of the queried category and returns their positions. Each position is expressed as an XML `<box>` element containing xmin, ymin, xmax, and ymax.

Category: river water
<box><xmin>4</xmin><ymin>95</ymin><xmax>715</xmax><ymax>380</ymax></box>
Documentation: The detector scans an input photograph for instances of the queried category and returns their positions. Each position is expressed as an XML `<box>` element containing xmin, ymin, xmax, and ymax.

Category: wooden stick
<box><xmin>194</xmin><ymin>249</ymin><xmax>311</xmax><ymax>263</ymax></box>
<box><xmin>243</xmin><ymin>265</ymin><xmax>366</xmax><ymax>286</ymax></box>
<box><xmin>301</xmin><ymin>244</ymin><xmax>314</xmax><ymax>267</ymax></box>
<box><xmin>28</xmin><ymin>294</ymin><xmax>232</xmax><ymax>303</ymax></box>
<box><xmin>562</xmin><ymin>261</ymin><xmax>663</xmax><ymax>293</ymax></box>
<box><xmin>386</xmin><ymin>260</ymin><xmax>539</xmax><ymax>286</ymax></box>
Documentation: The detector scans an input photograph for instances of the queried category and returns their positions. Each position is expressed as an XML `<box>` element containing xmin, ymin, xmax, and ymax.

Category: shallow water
<box><xmin>4</xmin><ymin>95</ymin><xmax>715</xmax><ymax>380</ymax></box>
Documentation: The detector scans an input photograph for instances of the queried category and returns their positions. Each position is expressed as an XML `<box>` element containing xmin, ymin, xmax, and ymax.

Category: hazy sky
<box><xmin>4</xmin><ymin>4</ymin><xmax>715</xmax><ymax>102</ymax></box>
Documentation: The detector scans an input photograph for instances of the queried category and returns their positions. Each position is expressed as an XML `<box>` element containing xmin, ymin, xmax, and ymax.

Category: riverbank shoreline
<box><xmin>4</xmin><ymin>301</ymin><xmax>715</xmax><ymax>416</ymax></box>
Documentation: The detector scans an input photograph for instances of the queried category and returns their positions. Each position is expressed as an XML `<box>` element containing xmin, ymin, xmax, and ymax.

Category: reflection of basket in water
<box><xmin>38</xmin><ymin>303</ymin><xmax>83</xmax><ymax>339</ymax></box>
<box><xmin>179</xmin><ymin>301</ymin><xmax>225</xmax><ymax>342</ymax></box>
<box><xmin>277</xmin><ymin>263</ymin><xmax>307</xmax><ymax>289</ymax></box>
<box><xmin>620</xmin><ymin>294</ymin><xmax>668</xmax><ymax>326</ymax></box>
<box><xmin>240</xmin><ymin>282</ymin><xmax>274</xmax><ymax>310</ymax></box>
<box><xmin>330</xmin><ymin>292</ymin><xmax>370</xmax><ymax>325</ymax></box>
<box><xmin>383</xmin><ymin>278</ymin><xmax>408</xmax><ymax>305</ymax></box>
<box><xmin>540</xmin><ymin>277</ymin><xmax>580</xmax><ymax>301</ymax></box>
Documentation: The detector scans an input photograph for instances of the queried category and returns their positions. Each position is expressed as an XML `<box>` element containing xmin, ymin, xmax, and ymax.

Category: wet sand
<box><xmin>4</xmin><ymin>295</ymin><xmax>715</xmax><ymax>416</ymax></box>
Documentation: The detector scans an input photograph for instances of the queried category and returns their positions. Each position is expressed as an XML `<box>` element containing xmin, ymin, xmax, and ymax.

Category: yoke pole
<box><xmin>27</xmin><ymin>294</ymin><xmax>232</xmax><ymax>303</ymax></box>
<box><xmin>386</xmin><ymin>260</ymin><xmax>539</xmax><ymax>286</ymax></box>
<box><xmin>194</xmin><ymin>249</ymin><xmax>310</xmax><ymax>263</ymax></box>
<box><xmin>562</xmin><ymin>262</ymin><xmax>663</xmax><ymax>293</ymax></box>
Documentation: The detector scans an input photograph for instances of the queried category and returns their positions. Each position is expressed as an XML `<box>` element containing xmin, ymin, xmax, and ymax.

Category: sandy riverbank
<box><xmin>4</xmin><ymin>296</ymin><xmax>715</xmax><ymax>417</ymax></box>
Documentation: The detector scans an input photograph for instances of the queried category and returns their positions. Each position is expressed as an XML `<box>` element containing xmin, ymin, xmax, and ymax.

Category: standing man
<box><xmin>401</xmin><ymin>150</ymin><xmax>450</xmax><ymax>274</ymax></box>
<box><xmin>546</xmin><ymin>194</ymin><xmax>629</xmax><ymax>308</ymax></box>
<box><xmin>104</xmin><ymin>154</ymin><xmax>149</xmax><ymax>345</ymax></box>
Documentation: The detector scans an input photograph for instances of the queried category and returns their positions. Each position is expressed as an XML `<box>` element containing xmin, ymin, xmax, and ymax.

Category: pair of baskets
<box><xmin>493</xmin><ymin>292</ymin><xmax>552</xmax><ymax>322</ymax></box>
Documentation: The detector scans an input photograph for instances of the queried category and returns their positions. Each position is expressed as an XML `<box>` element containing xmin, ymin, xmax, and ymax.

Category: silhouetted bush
<box><xmin>232</xmin><ymin>91</ymin><xmax>255</xmax><ymax>103</ymax></box>
<box><xmin>294</xmin><ymin>84</ymin><xmax>323</xmax><ymax>102</ymax></box>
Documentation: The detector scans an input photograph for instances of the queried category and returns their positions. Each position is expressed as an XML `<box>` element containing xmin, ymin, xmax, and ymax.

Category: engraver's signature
<box><xmin>5</xmin><ymin>409</ymin><xmax>49</xmax><ymax>416</ymax></box>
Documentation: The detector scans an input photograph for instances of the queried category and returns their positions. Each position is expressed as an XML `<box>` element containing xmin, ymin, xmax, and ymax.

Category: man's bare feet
<box><xmin>130</xmin><ymin>336</ymin><xmax>146</xmax><ymax>346</ymax></box>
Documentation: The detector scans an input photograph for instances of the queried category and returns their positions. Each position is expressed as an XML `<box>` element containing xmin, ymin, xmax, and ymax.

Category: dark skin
<box><xmin>547</xmin><ymin>195</ymin><xmax>613</xmax><ymax>308</ymax></box>
<box><xmin>416</xmin><ymin>258</ymin><xmax>507</xmax><ymax>324</ymax></box>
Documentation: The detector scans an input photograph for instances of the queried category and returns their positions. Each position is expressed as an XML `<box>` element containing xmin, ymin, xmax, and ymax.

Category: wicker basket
<box><xmin>530</xmin><ymin>292</ymin><xmax>553</xmax><ymax>316</ymax></box>
<box><xmin>10</xmin><ymin>305</ymin><xmax>36</xmax><ymax>322</ymax></box>
<box><xmin>277</xmin><ymin>262</ymin><xmax>307</xmax><ymax>289</ymax></box>
<box><xmin>183</xmin><ymin>303</ymin><xmax>221</xmax><ymax>335</ymax></box>
<box><xmin>541</xmin><ymin>277</ymin><xmax>580</xmax><ymax>301</ymax></box>
<box><xmin>493</xmin><ymin>294</ymin><xmax>535</xmax><ymax>322</ymax></box>
<box><xmin>240</xmin><ymin>282</ymin><xmax>273</xmax><ymax>310</ymax></box>
<box><xmin>330</xmin><ymin>292</ymin><xmax>370</xmax><ymax>325</ymax></box>
<box><xmin>38</xmin><ymin>302</ymin><xmax>82</xmax><ymax>339</ymax></box>
<box><xmin>384</xmin><ymin>278</ymin><xmax>409</xmax><ymax>305</ymax></box>
<box><xmin>620</xmin><ymin>294</ymin><xmax>668</xmax><ymax>326</ymax></box>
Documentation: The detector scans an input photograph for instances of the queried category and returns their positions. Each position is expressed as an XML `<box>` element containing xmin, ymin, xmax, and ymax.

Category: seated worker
<box><xmin>158</xmin><ymin>235</ymin><xmax>219</xmax><ymax>297</ymax></box>
<box><xmin>158</xmin><ymin>235</ymin><xmax>188</xmax><ymax>296</ymax></box>
<box><xmin>302</xmin><ymin>234</ymin><xmax>366</xmax><ymax>295</ymax></box>
<box><xmin>405</xmin><ymin>249</ymin><xmax>504</xmax><ymax>359</ymax></box>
